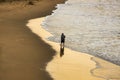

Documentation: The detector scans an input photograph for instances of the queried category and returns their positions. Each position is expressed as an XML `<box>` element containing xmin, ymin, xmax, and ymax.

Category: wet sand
<box><xmin>91</xmin><ymin>57</ymin><xmax>120</xmax><ymax>80</ymax></box>
<box><xmin>27</xmin><ymin>18</ymin><xmax>120</xmax><ymax>80</ymax></box>
<box><xmin>0</xmin><ymin>0</ymin><xmax>65</xmax><ymax>80</ymax></box>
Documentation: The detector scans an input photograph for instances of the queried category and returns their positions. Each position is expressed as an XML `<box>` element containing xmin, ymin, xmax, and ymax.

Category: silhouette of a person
<box><xmin>60</xmin><ymin>33</ymin><xmax>65</xmax><ymax>57</ymax></box>
<box><xmin>61</xmin><ymin>33</ymin><xmax>65</xmax><ymax>48</ymax></box>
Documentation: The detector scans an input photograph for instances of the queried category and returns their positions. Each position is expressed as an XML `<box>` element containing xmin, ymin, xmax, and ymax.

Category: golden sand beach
<box><xmin>27</xmin><ymin>18</ymin><xmax>120</xmax><ymax>80</ymax></box>
<box><xmin>0</xmin><ymin>0</ymin><xmax>120</xmax><ymax>80</ymax></box>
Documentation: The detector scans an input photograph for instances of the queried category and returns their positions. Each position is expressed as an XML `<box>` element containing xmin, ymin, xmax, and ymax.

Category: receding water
<box><xmin>42</xmin><ymin>0</ymin><xmax>120</xmax><ymax>65</ymax></box>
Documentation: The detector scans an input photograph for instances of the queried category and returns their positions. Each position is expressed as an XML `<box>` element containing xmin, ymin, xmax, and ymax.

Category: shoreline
<box><xmin>27</xmin><ymin>17</ymin><xmax>120</xmax><ymax>80</ymax></box>
<box><xmin>27</xmin><ymin>17</ymin><xmax>103</xmax><ymax>80</ymax></box>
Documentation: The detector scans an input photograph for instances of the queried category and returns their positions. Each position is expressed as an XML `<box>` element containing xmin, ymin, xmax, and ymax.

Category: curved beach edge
<box><xmin>26</xmin><ymin>17</ymin><xmax>120</xmax><ymax>80</ymax></box>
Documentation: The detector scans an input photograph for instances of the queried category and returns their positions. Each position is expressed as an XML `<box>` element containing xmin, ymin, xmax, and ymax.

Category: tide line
<box><xmin>26</xmin><ymin>17</ymin><xmax>108</xmax><ymax>80</ymax></box>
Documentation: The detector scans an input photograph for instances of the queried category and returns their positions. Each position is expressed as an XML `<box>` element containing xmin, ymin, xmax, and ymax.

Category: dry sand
<box><xmin>27</xmin><ymin>18</ymin><xmax>120</xmax><ymax>80</ymax></box>
<box><xmin>0</xmin><ymin>0</ymin><xmax>65</xmax><ymax>80</ymax></box>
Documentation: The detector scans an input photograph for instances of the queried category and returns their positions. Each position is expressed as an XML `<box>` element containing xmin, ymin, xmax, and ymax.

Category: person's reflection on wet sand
<box><xmin>60</xmin><ymin>45</ymin><xmax>64</xmax><ymax>57</ymax></box>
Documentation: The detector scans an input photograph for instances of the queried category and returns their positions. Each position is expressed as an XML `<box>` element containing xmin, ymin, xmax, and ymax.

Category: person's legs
<box><xmin>61</xmin><ymin>42</ymin><xmax>63</xmax><ymax>48</ymax></box>
<box><xmin>61</xmin><ymin>39</ymin><xmax>65</xmax><ymax>48</ymax></box>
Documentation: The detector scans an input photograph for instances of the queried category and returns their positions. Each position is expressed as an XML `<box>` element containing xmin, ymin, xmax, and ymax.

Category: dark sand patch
<box><xmin>0</xmin><ymin>0</ymin><xmax>65</xmax><ymax>80</ymax></box>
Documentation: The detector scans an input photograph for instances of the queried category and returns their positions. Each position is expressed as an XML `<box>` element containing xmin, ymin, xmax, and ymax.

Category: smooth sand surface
<box><xmin>27</xmin><ymin>17</ymin><xmax>120</xmax><ymax>80</ymax></box>
<box><xmin>0</xmin><ymin>0</ymin><xmax>65</xmax><ymax>80</ymax></box>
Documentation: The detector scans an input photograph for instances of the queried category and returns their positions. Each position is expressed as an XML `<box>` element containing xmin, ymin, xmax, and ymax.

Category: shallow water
<box><xmin>42</xmin><ymin>0</ymin><xmax>120</xmax><ymax>65</ymax></box>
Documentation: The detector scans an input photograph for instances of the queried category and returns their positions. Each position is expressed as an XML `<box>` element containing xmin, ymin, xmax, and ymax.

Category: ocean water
<box><xmin>42</xmin><ymin>0</ymin><xmax>120</xmax><ymax>65</ymax></box>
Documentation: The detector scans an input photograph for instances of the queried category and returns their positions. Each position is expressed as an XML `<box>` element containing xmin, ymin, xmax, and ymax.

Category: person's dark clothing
<box><xmin>61</xmin><ymin>33</ymin><xmax>65</xmax><ymax>43</ymax></box>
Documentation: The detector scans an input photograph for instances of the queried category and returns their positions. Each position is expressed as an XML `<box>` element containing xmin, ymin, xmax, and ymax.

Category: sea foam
<box><xmin>42</xmin><ymin>0</ymin><xmax>120</xmax><ymax>65</ymax></box>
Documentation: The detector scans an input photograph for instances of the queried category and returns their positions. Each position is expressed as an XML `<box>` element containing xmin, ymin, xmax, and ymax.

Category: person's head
<box><xmin>62</xmin><ymin>33</ymin><xmax>64</xmax><ymax>35</ymax></box>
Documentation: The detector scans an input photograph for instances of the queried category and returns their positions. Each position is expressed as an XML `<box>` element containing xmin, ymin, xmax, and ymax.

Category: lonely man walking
<box><xmin>61</xmin><ymin>33</ymin><xmax>66</xmax><ymax>48</ymax></box>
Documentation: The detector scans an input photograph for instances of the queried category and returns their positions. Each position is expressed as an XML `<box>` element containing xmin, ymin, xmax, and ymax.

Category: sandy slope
<box><xmin>0</xmin><ymin>0</ymin><xmax>65</xmax><ymax>80</ymax></box>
